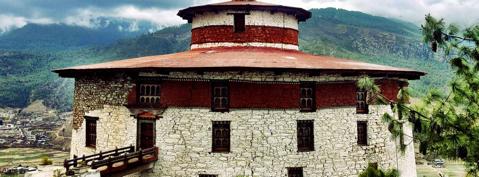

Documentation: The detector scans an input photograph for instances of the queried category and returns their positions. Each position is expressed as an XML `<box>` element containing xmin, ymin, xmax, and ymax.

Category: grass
<box><xmin>0</xmin><ymin>148</ymin><xmax>68</xmax><ymax>168</ymax></box>
<box><xmin>417</xmin><ymin>160</ymin><xmax>467</xmax><ymax>177</ymax></box>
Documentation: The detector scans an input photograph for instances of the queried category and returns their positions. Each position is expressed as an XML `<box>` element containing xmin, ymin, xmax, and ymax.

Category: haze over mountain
<box><xmin>0</xmin><ymin>8</ymin><xmax>451</xmax><ymax>111</ymax></box>
<box><xmin>0</xmin><ymin>17</ymin><xmax>162</xmax><ymax>51</ymax></box>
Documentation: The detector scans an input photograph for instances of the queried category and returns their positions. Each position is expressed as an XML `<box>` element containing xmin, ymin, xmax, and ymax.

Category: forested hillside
<box><xmin>0</xmin><ymin>8</ymin><xmax>451</xmax><ymax>110</ymax></box>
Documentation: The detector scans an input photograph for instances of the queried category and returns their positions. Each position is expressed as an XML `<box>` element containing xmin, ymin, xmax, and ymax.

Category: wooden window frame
<box><xmin>212</xmin><ymin>121</ymin><xmax>231</xmax><ymax>153</ymax></box>
<box><xmin>357</xmin><ymin>121</ymin><xmax>368</xmax><ymax>146</ymax></box>
<box><xmin>137</xmin><ymin>79</ymin><xmax>161</xmax><ymax>106</ymax></box>
<box><xmin>233</xmin><ymin>13</ymin><xmax>246</xmax><ymax>33</ymax></box>
<box><xmin>211</xmin><ymin>80</ymin><xmax>229</xmax><ymax>112</ymax></box>
<box><xmin>299</xmin><ymin>82</ymin><xmax>316</xmax><ymax>112</ymax></box>
<box><xmin>287</xmin><ymin>167</ymin><xmax>304</xmax><ymax>177</ymax></box>
<box><xmin>297</xmin><ymin>120</ymin><xmax>315</xmax><ymax>152</ymax></box>
<box><xmin>356</xmin><ymin>88</ymin><xmax>369</xmax><ymax>114</ymax></box>
<box><xmin>199</xmin><ymin>175</ymin><xmax>218</xmax><ymax>177</ymax></box>
<box><xmin>85</xmin><ymin>116</ymin><xmax>98</xmax><ymax>148</ymax></box>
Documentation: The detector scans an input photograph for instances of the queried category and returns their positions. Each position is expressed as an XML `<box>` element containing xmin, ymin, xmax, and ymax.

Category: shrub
<box><xmin>359</xmin><ymin>164</ymin><xmax>399</xmax><ymax>177</ymax></box>
<box><xmin>40</xmin><ymin>156</ymin><xmax>53</xmax><ymax>165</ymax></box>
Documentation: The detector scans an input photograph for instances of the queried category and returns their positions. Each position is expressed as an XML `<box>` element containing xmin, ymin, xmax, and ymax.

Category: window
<box><xmin>138</xmin><ymin>84</ymin><xmax>161</xmax><ymax>105</ymax></box>
<box><xmin>300</xmin><ymin>82</ymin><xmax>316</xmax><ymax>112</ymax></box>
<box><xmin>137</xmin><ymin>120</ymin><xmax>156</xmax><ymax>150</ymax></box>
<box><xmin>211</xmin><ymin>81</ymin><xmax>229</xmax><ymax>112</ymax></box>
<box><xmin>288</xmin><ymin>167</ymin><xmax>304</xmax><ymax>177</ymax></box>
<box><xmin>297</xmin><ymin>120</ymin><xmax>314</xmax><ymax>152</ymax></box>
<box><xmin>357</xmin><ymin>121</ymin><xmax>368</xmax><ymax>146</ymax></box>
<box><xmin>356</xmin><ymin>89</ymin><xmax>369</xmax><ymax>114</ymax></box>
<box><xmin>212</xmin><ymin>121</ymin><xmax>230</xmax><ymax>153</ymax></box>
<box><xmin>85</xmin><ymin>117</ymin><xmax>98</xmax><ymax>148</ymax></box>
<box><xmin>234</xmin><ymin>14</ymin><xmax>246</xmax><ymax>33</ymax></box>
<box><xmin>199</xmin><ymin>175</ymin><xmax>217</xmax><ymax>177</ymax></box>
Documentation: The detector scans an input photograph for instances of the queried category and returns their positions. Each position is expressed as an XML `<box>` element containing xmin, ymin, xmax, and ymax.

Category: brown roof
<box><xmin>178</xmin><ymin>0</ymin><xmax>312</xmax><ymax>22</ymax></box>
<box><xmin>55</xmin><ymin>47</ymin><xmax>425</xmax><ymax>79</ymax></box>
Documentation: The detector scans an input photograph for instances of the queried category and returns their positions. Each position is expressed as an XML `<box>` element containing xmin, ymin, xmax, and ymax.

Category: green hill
<box><xmin>0</xmin><ymin>8</ymin><xmax>451</xmax><ymax>110</ymax></box>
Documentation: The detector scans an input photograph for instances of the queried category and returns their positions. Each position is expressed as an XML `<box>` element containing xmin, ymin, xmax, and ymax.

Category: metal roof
<box><xmin>54</xmin><ymin>47</ymin><xmax>425</xmax><ymax>79</ymax></box>
<box><xmin>177</xmin><ymin>0</ymin><xmax>312</xmax><ymax>22</ymax></box>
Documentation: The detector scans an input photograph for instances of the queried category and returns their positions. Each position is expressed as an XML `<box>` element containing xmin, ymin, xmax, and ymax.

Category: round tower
<box><xmin>178</xmin><ymin>0</ymin><xmax>311</xmax><ymax>50</ymax></box>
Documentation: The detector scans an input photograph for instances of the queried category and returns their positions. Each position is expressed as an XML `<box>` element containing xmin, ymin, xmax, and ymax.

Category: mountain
<box><xmin>0</xmin><ymin>8</ymin><xmax>452</xmax><ymax>110</ymax></box>
<box><xmin>0</xmin><ymin>17</ymin><xmax>161</xmax><ymax>52</ymax></box>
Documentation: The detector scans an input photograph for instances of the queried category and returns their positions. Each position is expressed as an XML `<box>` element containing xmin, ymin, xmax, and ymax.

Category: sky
<box><xmin>0</xmin><ymin>0</ymin><xmax>478</xmax><ymax>33</ymax></box>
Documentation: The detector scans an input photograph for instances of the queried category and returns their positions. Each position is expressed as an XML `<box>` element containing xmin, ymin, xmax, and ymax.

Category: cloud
<box><xmin>0</xmin><ymin>15</ymin><xmax>54</xmax><ymax>33</ymax></box>
<box><xmin>0</xmin><ymin>15</ymin><xmax>27</xmax><ymax>33</ymax></box>
<box><xmin>63</xmin><ymin>6</ymin><xmax>183</xmax><ymax>29</ymax></box>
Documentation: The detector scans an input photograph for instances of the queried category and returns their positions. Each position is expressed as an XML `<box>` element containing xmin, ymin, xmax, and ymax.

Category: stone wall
<box><xmin>146</xmin><ymin>105</ymin><xmax>401</xmax><ymax>177</ymax></box>
<box><xmin>192</xmin><ymin>11</ymin><xmax>298</xmax><ymax>30</ymax></box>
<box><xmin>70</xmin><ymin>72</ymin><xmax>415</xmax><ymax>176</ymax></box>
<box><xmin>190</xmin><ymin>10</ymin><xmax>300</xmax><ymax>50</ymax></box>
<box><xmin>70</xmin><ymin>105</ymin><xmax>137</xmax><ymax>158</ymax></box>
<box><xmin>72</xmin><ymin>74</ymin><xmax>133</xmax><ymax>129</ymax></box>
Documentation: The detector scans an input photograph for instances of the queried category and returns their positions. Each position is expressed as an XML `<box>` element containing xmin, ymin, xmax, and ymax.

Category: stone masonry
<box><xmin>69</xmin><ymin>72</ymin><xmax>415</xmax><ymax>177</ymax></box>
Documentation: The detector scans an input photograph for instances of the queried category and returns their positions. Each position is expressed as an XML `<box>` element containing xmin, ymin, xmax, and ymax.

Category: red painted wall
<box><xmin>191</xmin><ymin>25</ymin><xmax>299</xmax><ymax>45</ymax></box>
<box><xmin>230</xmin><ymin>82</ymin><xmax>299</xmax><ymax>109</ymax></box>
<box><xmin>127</xmin><ymin>80</ymin><xmax>402</xmax><ymax>109</ymax></box>
<box><xmin>379</xmin><ymin>80</ymin><xmax>400</xmax><ymax>101</ymax></box>
<box><xmin>160</xmin><ymin>81</ymin><xmax>211</xmax><ymax>107</ymax></box>
<box><xmin>317</xmin><ymin>83</ymin><xmax>357</xmax><ymax>108</ymax></box>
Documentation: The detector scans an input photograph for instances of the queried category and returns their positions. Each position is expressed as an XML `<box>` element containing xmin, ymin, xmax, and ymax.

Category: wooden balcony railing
<box><xmin>64</xmin><ymin>146</ymin><xmax>158</xmax><ymax>176</ymax></box>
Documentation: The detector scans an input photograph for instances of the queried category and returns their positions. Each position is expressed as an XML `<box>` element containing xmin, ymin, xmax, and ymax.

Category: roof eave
<box><xmin>53</xmin><ymin>67</ymin><xmax>425</xmax><ymax>80</ymax></box>
<box><xmin>177</xmin><ymin>5</ymin><xmax>312</xmax><ymax>22</ymax></box>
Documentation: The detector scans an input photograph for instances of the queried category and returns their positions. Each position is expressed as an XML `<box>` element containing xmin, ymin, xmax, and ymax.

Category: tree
<box><xmin>416</xmin><ymin>14</ymin><xmax>479</xmax><ymax>176</ymax></box>
<box><xmin>357</xmin><ymin>76</ymin><xmax>410</xmax><ymax>152</ymax></box>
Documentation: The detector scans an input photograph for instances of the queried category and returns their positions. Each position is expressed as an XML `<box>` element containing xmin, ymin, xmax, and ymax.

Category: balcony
<box><xmin>64</xmin><ymin>146</ymin><xmax>158</xmax><ymax>177</ymax></box>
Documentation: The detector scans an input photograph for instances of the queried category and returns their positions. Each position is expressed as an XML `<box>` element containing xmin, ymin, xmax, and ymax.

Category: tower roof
<box><xmin>178</xmin><ymin>0</ymin><xmax>312</xmax><ymax>22</ymax></box>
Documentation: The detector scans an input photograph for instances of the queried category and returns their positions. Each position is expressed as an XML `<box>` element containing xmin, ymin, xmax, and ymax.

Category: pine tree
<box><xmin>416</xmin><ymin>14</ymin><xmax>479</xmax><ymax>176</ymax></box>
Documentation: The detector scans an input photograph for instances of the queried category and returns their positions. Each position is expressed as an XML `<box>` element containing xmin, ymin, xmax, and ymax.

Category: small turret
<box><xmin>178</xmin><ymin>0</ymin><xmax>311</xmax><ymax>50</ymax></box>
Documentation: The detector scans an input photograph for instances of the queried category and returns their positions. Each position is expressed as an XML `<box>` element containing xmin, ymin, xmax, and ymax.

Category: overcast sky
<box><xmin>0</xmin><ymin>0</ymin><xmax>478</xmax><ymax>33</ymax></box>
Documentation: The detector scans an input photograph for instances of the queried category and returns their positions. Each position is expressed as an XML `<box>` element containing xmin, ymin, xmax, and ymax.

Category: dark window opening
<box><xmin>300</xmin><ymin>82</ymin><xmax>316</xmax><ymax>112</ymax></box>
<box><xmin>211</xmin><ymin>81</ymin><xmax>229</xmax><ymax>112</ymax></box>
<box><xmin>199</xmin><ymin>175</ymin><xmax>218</xmax><ymax>177</ymax></box>
<box><xmin>138</xmin><ymin>120</ymin><xmax>155</xmax><ymax>150</ymax></box>
<box><xmin>85</xmin><ymin>117</ymin><xmax>98</xmax><ymax>148</ymax></box>
<box><xmin>357</xmin><ymin>121</ymin><xmax>368</xmax><ymax>146</ymax></box>
<box><xmin>234</xmin><ymin>14</ymin><xmax>246</xmax><ymax>33</ymax></box>
<box><xmin>212</xmin><ymin>121</ymin><xmax>230</xmax><ymax>153</ymax></box>
<box><xmin>297</xmin><ymin>120</ymin><xmax>314</xmax><ymax>152</ymax></box>
<box><xmin>288</xmin><ymin>167</ymin><xmax>304</xmax><ymax>177</ymax></box>
<box><xmin>138</xmin><ymin>83</ymin><xmax>161</xmax><ymax>105</ymax></box>
<box><xmin>356</xmin><ymin>89</ymin><xmax>369</xmax><ymax>114</ymax></box>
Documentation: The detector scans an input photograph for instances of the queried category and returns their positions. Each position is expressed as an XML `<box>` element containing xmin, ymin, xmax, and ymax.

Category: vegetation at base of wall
<box><xmin>0</xmin><ymin>8</ymin><xmax>452</xmax><ymax>110</ymax></box>
<box><xmin>358</xmin><ymin>164</ymin><xmax>399</xmax><ymax>177</ymax></box>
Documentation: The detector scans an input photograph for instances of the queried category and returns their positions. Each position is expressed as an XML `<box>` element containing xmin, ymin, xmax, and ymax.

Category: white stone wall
<box><xmin>143</xmin><ymin>105</ymin><xmax>403</xmax><ymax>177</ymax></box>
<box><xmin>70</xmin><ymin>105</ymin><xmax>416</xmax><ymax>177</ymax></box>
<box><xmin>191</xmin><ymin>42</ymin><xmax>299</xmax><ymax>50</ymax></box>
<box><xmin>70</xmin><ymin>105</ymin><xmax>137</xmax><ymax>158</ymax></box>
<box><xmin>192</xmin><ymin>11</ymin><xmax>298</xmax><ymax>30</ymax></box>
